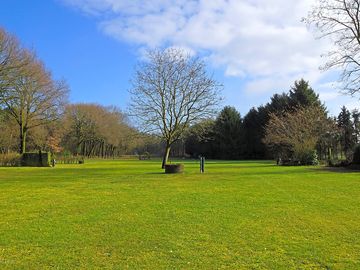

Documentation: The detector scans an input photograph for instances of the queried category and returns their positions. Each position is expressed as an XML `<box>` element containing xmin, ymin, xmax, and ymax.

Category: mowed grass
<box><xmin>0</xmin><ymin>160</ymin><xmax>360</xmax><ymax>269</ymax></box>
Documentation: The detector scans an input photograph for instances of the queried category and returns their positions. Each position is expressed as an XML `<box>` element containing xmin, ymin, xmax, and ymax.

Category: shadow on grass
<box><xmin>311</xmin><ymin>166</ymin><xmax>360</xmax><ymax>174</ymax></box>
<box><xmin>146</xmin><ymin>172</ymin><xmax>166</xmax><ymax>175</ymax></box>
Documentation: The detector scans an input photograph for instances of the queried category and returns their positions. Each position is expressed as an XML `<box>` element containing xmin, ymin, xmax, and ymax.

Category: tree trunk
<box><xmin>19</xmin><ymin>124</ymin><xmax>26</xmax><ymax>154</ymax></box>
<box><xmin>162</xmin><ymin>143</ymin><xmax>171</xmax><ymax>169</ymax></box>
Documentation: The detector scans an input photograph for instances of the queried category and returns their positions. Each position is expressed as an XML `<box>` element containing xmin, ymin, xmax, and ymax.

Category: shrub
<box><xmin>293</xmin><ymin>150</ymin><xmax>319</xmax><ymax>166</ymax></box>
<box><xmin>353</xmin><ymin>145</ymin><xmax>360</xmax><ymax>165</ymax></box>
<box><xmin>139</xmin><ymin>152</ymin><xmax>151</xmax><ymax>160</ymax></box>
<box><xmin>327</xmin><ymin>159</ymin><xmax>350</xmax><ymax>167</ymax></box>
<box><xmin>279</xmin><ymin>159</ymin><xmax>300</xmax><ymax>166</ymax></box>
<box><xmin>279</xmin><ymin>150</ymin><xmax>320</xmax><ymax>166</ymax></box>
<box><xmin>0</xmin><ymin>153</ymin><xmax>21</xmax><ymax>167</ymax></box>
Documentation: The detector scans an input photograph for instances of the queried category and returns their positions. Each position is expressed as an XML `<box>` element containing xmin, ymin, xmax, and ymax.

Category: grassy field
<box><xmin>0</xmin><ymin>159</ymin><xmax>360</xmax><ymax>269</ymax></box>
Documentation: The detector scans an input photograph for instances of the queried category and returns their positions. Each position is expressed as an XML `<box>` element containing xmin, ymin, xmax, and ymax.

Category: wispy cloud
<box><xmin>61</xmin><ymin>0</ymin><xmax>338</xmax><ymax>98</ymax></box>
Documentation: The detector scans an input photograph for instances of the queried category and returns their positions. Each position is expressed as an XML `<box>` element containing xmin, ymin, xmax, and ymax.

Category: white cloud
<box><xmin>62</xmin><ymin>0</ymin><xmax>347</xmax><ymax>111</ymax></box>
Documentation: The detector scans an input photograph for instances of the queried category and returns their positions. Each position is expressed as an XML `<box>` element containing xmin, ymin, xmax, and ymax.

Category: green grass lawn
<box><xmin>0</xmin><ymin>160</ymin><xmax>360</xmax><ymax>269</ymax></box>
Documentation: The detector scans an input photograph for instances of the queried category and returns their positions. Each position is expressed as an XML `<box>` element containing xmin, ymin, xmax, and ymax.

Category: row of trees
<box><xmin>0</xmin><ymin>27</ymin><xmax>162</xmax><ymax>157</ymax></box>
<box><xmin>3</xmin><ymin>0</ymin><xmax>360</xmax><ymax>167</ymax></box>
<box><xmin>337</xmin><ymin>106</ymin><xmax>360</xmax><ymax>158</ymax></box>
<box><xmin>182</xmin><ymin>0</ymin><xmax>360</xmax><ymax>165</ymax></box>
<box><xmin>0</xmin><ymin>27</ymin><xmax>220</xmax><ymax>162</ymax></box>
<box><xmin>185</xmin><ymin>80</ymin><xmax>324</xmax><ymax>159</ymax></box>
<box><xmin>184</xmin><ymin>79</ymin><xmax>360</xmax><ymax>164</ymax></box>
<box><xmin>0</xmin><ymin>102</ymin><xmax>162</xmax><ymax>157</ymax></box>
<box><xmin>61</xmin><ymin>104</ymin><xmax>163</xmax><ymax>157</ymax></box>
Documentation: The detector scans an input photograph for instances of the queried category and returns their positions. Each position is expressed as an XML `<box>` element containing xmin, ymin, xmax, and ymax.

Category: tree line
<box><xmin>184</xmin><ymin>79</ymin><xmax>360</xmax><ymax>164</ymax></box>
<box><xmin>1</xmin><ymin>20</ymin><xmax>360</xmax><ymax>166</ymax></box>
<box><xmin>0</xmin><ymin>27</ymin><xmax>161</xmax><ymax>157</ymax></box>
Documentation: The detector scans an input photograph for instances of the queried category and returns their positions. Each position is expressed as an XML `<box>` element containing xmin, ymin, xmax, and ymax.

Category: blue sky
<box><xmin>0</xmin><ymin>0</ymin><xmax>137</xmax><ymax>108</ymax></box>
<box><xmin>1</xmin><ymin>0</ymin><xmax>358</xmax><ymax>116</ymax></box>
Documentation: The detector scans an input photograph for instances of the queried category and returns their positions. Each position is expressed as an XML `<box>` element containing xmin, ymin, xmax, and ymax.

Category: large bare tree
<box><xmin>0</xmin><ymin>29</ymin><xmax>69</xmax><ymax>154</ymax></box>
<box><xmin>130</xmin><ymin>49</ymin><xmax>222</xmax><ymax>168</ymax></box>
<box><xmin>2</xmin><ymin>58</ymin><xmax>68</xmax><ymax>153</ymax></box>
<box><xmin>305</xmin><ymin>0</ymin><xmax>360</xmax><ymax>95</ymax></box>
<box><xmin>0</xmin><ymin>28</ymin><xmax>30</xmax><ymax>97</ymax></box>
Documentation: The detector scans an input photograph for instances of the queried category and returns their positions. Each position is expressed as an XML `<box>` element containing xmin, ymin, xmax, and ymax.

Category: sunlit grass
<box><xmin>0</xmin><ymin>159</ymin><xmax>359</xmax><ymax>269</ymax></box>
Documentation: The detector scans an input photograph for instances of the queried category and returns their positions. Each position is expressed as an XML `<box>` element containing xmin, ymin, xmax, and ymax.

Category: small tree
<box><xmin>130</xmin><ymin>49</ymin><xmax>222</xmax><ymax>168</ymax></box>
<box><xmin>264</xmin><ymin>106</ymin><xmax>335</xmax><ymax>164</ymax></box>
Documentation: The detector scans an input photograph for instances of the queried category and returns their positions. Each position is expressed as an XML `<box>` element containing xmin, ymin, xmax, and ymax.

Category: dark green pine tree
<box><xmin>288</xmin><ymin>79</ymin><xmax>326</xmax><ymax>111</ymax></box>
<box><xmin>242</xmin><ymin>106</ymin><xmax>268</xmax><ymax>159</ymax></box>
<box><xmin>266</xmin><ymin>93</ymin><xmax>290</xmax><ymax>113</ymax></box>
<box><xmin>352</xmin><ymin>109</ymin><xmax>360</xmax><ymax>145</ymax></box>
<box><xmin>338</xmin><ymin>106</ymin><xmax>355</xmax><ymax>158</ymax></box>
<box><xmin>214</xmin><ymin>106</ymin><xmax>243</xmax><ymax>159</ymax></box>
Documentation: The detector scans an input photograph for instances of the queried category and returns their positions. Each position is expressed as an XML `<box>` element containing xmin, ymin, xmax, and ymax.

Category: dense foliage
<box><xmin>184</xmin><ymin>79</ymin><xmax>359</xmax><ymax>165</ymax></box>
<box><xmin>353</xmin><ymin>145</ymin><xmax>360</xmax><ymax>165</ymax></box>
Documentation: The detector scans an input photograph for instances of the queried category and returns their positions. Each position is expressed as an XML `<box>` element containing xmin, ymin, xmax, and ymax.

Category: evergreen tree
<box><xmin>213</xmin><ymin>106</ymin><xmax>243</xmax><ymax>159</ymax></box>
<box><xmin>352</xmin><ymin>109</ymin><xmax>360</xmax><ymax>145</ymax></box>
<box><xmin>338</xmin><ymin>106</ymin><xmax>355</xmax><ymax>159</ymax></box>
<box><xmin>242</xmin><ymin>106</ymin><xmax>268</xmax><ymax>159</ymax></box>
<box><xmin>288</xmin><ymin>79</ymin><xmax>325</xmax><ymax>111</ymax></box>
<box><xmin>266</xmin><ymin>93</ymin><xmax>290</xmax><ymax>113</ymax></box>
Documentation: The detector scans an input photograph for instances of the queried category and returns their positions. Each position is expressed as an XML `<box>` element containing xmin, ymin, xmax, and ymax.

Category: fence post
<box><xmin>200</xmin><ymin>156</ymin><xmax>205</xmax><ymax>173</ymax></box>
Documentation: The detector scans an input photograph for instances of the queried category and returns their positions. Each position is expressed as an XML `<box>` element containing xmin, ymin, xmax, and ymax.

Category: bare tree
<box><xmin>0</xmin><ymin>28</ymin><xmax>30</xmax><ymax>98</ymax></box>
<box><xmin>305</xmin><ymin>0</ymin><xmax>360</xmax><ymax>95</ymax></box>
<box><xmin>0</xmin><ymin>111</ymin><xmax>18</xmax><ymax>153</ymax></box>
<box><xmin>62</xmin><ymin>104</ymin><xmax>136</xmax><ymax>157</ymax></box>
<box><xmin>264</xmin><ymin>106</ymin><xmax>336</xmax><ymax>163</ymax></box>
<box><xmin>0</xmin><ymin>51</ymin><xmax>68</xmax><ymax>153</ymax></box>
<box><xmin>130</xmin><ymin>49</ymin><xmax>222</xmax><ymax>168</ymax></box>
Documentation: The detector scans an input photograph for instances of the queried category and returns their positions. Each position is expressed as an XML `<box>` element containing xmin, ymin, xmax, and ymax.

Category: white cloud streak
<box><xmin>62</xmin><ymin>0</ymin><xmax>345</xmax><ymax>104</ymax></box>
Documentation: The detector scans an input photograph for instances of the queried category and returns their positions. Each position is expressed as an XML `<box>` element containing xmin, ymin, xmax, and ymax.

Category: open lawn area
<box><xmin>0</xmin><ymin>160</ymin><xmax>360</xmax><ymax>269</ymax></box>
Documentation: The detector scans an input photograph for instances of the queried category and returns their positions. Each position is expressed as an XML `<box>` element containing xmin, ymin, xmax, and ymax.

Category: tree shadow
<box><xmin>146</xmin><ymin>172</ymin><xmax>166</xmax><ymax>175</ymax></box>
<box><xmin>311</xmin><ymin>166</ymin><xmax>360</xmax><ymax>174</ymax></box>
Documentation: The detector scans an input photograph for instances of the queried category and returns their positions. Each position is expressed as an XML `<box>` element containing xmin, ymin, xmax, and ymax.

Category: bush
<box><xmin>327</xmin><ymin>159</ymin><xmax>350</xmax><ymax>167</ymax></box>
<box><xmin>297</xmin><ymin>150</ymin><xmax>319</xmax><ymax>166</ymax></box>
<box><xmin>280</xmin><ymin>150</ymin><xmax>319</xmax><ymax>166</ymax></box>
<box><xmin>279</xmin><ymin>159</ymin><xmax>300</xmax><ymax>166</ymax></box>
<box><xmin>0</xmin><ymin>153</ymin><xmax>21</xmax><ymax>167</ymax></box>
<box><xmin>138</xmin><ymin>152</ymin><xmax>151</xmax><ymax>160</ymax></box>
<box><xmin>353</xmin><ymin>145</ymin><xmax>360</xmax><ymax>165</ymax></box>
